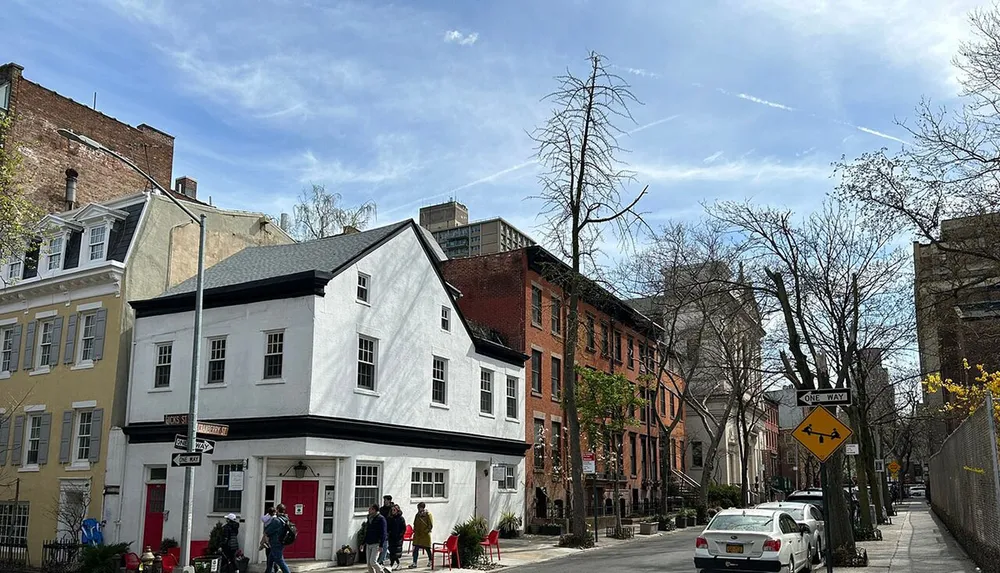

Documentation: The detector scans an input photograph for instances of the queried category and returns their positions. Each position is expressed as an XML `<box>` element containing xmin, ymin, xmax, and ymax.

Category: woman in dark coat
<box><xmin>386</xmin><ymin>504</ymin><xmax>408</xmax><ymax>570</ymax></box>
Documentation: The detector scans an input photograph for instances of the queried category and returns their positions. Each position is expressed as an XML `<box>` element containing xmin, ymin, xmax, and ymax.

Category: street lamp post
<box><xmin>57</xmin><ymin>129</ymin><xmax>207</xmax><ymax>569</ymax></box>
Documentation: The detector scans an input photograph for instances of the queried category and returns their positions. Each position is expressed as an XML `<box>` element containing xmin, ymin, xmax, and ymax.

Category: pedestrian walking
<box><xmin>365</xmin><ymin>504</ymin><xmax>389</xmax><ymax>573</ymax></box>
<box><xmin>408</xmin><ymin>502</ymin><xmax>433</xmax><ymax>569</ymax></box>
<box><xmin>221</xmin><ymin>514</ymin><xmax>241</xmax><ymax>573</ymax></box>
<box><xmin>378</xmin><ymin>495</ymin><xmax>393</xmax><ymax>565</ymax></box>
<box><xmin>260</xmin><ymin>507</ymin><xmax>276</xmax><ymax>572</ymax></box>
<box><xmin>264</xmin><ymin>504</ymin><xmax>292</xmax><ymax>573</ymax></box>
<box><xmin>386</xmin><ymin>504</ymin><xmax>407</xmax><ymax>570</ymax></box>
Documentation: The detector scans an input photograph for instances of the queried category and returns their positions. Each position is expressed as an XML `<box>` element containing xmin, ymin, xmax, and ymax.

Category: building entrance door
<box><xmin>281</xmin><ymin>480</ymin><xmax>319</xmax><ymax>559</ymax></box>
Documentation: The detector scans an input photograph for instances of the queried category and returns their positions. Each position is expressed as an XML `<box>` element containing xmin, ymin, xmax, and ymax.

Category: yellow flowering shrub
<box><xmin>922</xmin><ymin>360</ymin><xmax>1000</xmax><ymax>420</ymax></box>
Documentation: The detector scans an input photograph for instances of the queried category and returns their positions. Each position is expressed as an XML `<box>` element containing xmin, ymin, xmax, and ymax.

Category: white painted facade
<box><xmin>112</xmin><ymin>225</ymin><xmax>527</xmax><ymax>564</ymax></box>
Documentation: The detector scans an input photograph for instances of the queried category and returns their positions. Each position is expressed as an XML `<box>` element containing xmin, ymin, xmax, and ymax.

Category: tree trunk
<box><xmin>564</xmin><ymin>272</ymin><xmax>586</xmax><ymax>535</ymax></box>
<box><xmin>823</xmin><ymin>449</ymin><xmax>857</xmax><ymax>558</ymax></box>
<box><xmin>613</xmin><ymin>436</ymin><xmax>623</xmax><ymax>530</ymax></box>
<box><xmin>859</xmin><ymin>424</ymin><xmax>885</xmax><ymax>524</ymax></box>
<box><xmin>660</xmin><ymin>422</ymin><xmax>672</xmax><ymax>513</ymax></box>
<box><xmin>697</xmin><ymin>397</ymin><xmax>736</xmax><ymax>509</ymax></box>
<box><xmin>846</xmin><ymin>407</ymin><xmax>873</xmax><ymax>532</ymax></box>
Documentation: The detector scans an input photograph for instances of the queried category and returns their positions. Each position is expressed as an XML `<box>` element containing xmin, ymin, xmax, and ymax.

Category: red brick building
<box><xmin>441</xmin><ymin>246</ymin><xmax>686</xmax><ymax>524</ymax></box>
<box><xmin>762</xmin><ymin>397</ymin><xmax>781</xmax><ymax>498</ymax></box>
<box><xmin>1</xmin><ymin>62</ymin><xmax>178</xmax><ymax>212</ymax></box>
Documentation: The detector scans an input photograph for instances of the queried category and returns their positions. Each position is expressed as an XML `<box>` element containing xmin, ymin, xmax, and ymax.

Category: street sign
<box><xmin>171</xmin><ymin>452</ymin><xmax>203</xmax><ymax>467</ymax></box>
<box><xmin>163</xmin><ymin>414</ymin><xmax>229</xmax><ymax>437</ymax></box>
<box><xmin>796</xmin><ymin>388</ymin><xmax>852</xmax><ymax>407</ymax></box>
<box><xmin>845</xmin><ymin>444</ymin><xmax>859</xmax><ymax>456</ymax></box>
<box><xmin>888</xmin><ymin>461</ymin><xmax>901</xmax><ymax>474</ymax></box>
<box><xmin>791</xmin><ymin>406</ymin><xmax>853</xmax><ymax>463</ymax></box>
<box><xmin>874</xmin><ymin>459</ymin><xmax>885</xmax><ymax>472</ymax></box>
<box><xmin>173</xmin><ymin>434</ymin><xmax>216</xmax><ymax>454</ymax></box>
<box><xmin>582</xmin><ymin>452</ymin><xmax>596</xmax><ymax>475</ymax></box>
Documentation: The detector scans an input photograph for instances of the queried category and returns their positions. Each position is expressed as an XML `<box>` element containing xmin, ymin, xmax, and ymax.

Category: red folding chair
<box><xmin>124</xmin><ymin>553</ymin><xmax>141</xmax><ymax>572</ymax></box>
<box><xmin>403</xmin><ymin>524</ymin><xmax>414</xmax><ymax>552</ymax></box>
<box><xmin>431</xmin><ymin>535</ymin><xmax>460</xmax><ymax>570</ymax></box>
<box><xmin>161</xmin><ymin>552</ymin><xmax>178</xmax><ymax>573</ymax></box>
<box><xmin>480</xmin><ymin>530</ymin><xmax>501</xmax><ymax>561</ymax></box>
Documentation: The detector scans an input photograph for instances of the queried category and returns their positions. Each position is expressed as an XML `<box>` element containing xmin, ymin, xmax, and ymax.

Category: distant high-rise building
<box><xmin>418</xmin><ymin>201</ymin><xmax>535</xmax><ymax>258</ymax></box>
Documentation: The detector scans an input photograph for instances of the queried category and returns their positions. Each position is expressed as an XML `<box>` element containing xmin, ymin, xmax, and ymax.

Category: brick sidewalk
<box><xmin>834</xmin><ymin>501</ymin><xmax>978</xmax><ymax>573</ymax></box>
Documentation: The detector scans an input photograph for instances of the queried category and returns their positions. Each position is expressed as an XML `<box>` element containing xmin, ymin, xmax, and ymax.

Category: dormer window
<box><xmin>4</xmin><ymin>259</ymin><xmax>21</xmax><ymax>281</ymax></box>
<box><xmin>88</xmin><ymin>226</ymin><xmax>107</xmax><ymax>262</ymax></box>
<box><xmin>47</xmin><ymin>236</ymin><xmax>64</xmax><ymax>271</ymax></box>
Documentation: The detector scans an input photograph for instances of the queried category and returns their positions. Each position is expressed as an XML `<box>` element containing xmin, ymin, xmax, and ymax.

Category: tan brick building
<box><xmin>1</xmin><ymin>62</ymin><xmax>177</xmax><ymax>212</ymax></box>
<box><xmin>440</xmin><ymin>246</ymin><xmax>686</xmax><ymax>526</ymax></box>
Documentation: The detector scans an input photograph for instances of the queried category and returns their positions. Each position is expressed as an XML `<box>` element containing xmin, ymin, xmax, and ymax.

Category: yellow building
<box><xmin>0</xmin><ymin>189</ymin><xmax>292</xmax><ymax>564</ymax></box>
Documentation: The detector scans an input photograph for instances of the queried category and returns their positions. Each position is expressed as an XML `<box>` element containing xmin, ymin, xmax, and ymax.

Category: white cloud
<box><xmin>633</xmin><ymin>159</ymin><xmax>830</xmax><ymax>183</ymax></box>
<box><xmin>627</xmin><ymin>114</ymin><xmax>680</xmax><ymax>135</ymax></box>
<box><xmin>703</xmin><ymin>151</ymin><xmax>724</xmax><ymax>164</ymax></box>
<box><xmin>444</xmin><ymin>30</ymin><xmax>479</xmax><ymax>45</ymax></box>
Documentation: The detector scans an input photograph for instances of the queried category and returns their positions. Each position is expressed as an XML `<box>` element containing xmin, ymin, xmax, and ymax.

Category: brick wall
<box><xmin>2</xmin><ymin>63</ymin><xmax>174</xmax><ymax>213</ymax></box>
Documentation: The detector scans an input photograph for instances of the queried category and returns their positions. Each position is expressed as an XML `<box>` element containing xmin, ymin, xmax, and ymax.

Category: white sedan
<box><xmin>756</xmin><ymin>502</ymin><xmax>825</xmax><ymax>564</ymax></box>
<box><xmin>694</xmin><ymin>508</ymin><xmax>812</xmax><ymax>573</ymax></box>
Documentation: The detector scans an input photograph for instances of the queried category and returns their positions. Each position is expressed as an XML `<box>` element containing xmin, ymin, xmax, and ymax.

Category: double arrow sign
<box><xmin>796</xmin><ymin>388</ymin><xmax>852</xmax><ymax>407</ymax></box>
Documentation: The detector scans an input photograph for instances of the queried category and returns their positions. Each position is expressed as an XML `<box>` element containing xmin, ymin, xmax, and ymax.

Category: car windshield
<box><xmin>708</xmin><ymin>515</ymin><xmax>774</xmax><ymax>532</ymax></box>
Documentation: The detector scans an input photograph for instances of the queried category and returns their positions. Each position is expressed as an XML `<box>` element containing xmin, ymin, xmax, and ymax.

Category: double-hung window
<box><xmin>551</xmin><ymin>421</ymin><xmax>562</xmax><ymax>468</ymax></box>
<box><xmin>410</xmin><ymin>470</ymin><xmax>447</xmax><ymax>500</ymax></box>
<box><xmin>505</xmin><ymin>376</ymin><xmax>518</xmax><ymax>419</ymax></box>
<box><xmin>440</xmin><ymin>307</ymin><xmax>451</xmax><ymax>331</ymax></box>
<box><xmin>213</xmin><ymin>463</ymin><xmax>244</xmax><ymax>513</ymax></box>
<box><xmin>154</xmin><ymin>343</ymin><xmax>172</xmax><ymax>388</ymax></box>
<box><xmin>551</xmin><ymin>297</ymin><xmax>562</xmax><ymax>335</ymax></box>
<box><xmin>37</xmin><ymin>320</ymin><xmax>54</xmax><ymax>368</ymax></box>
<box><xmin>530</xmin><ymin>286</ymin><xmax>543</xmax><ymax>326</ymax></box>
<box><xmin>480</xmin><ymin>369</ymin><xmax>494</xmax><ymax>415</ymax></box>
<box><xmin>533</xmin><ymin>419</ymin><xmax>546</xmax><ymax>470</ymax></box>
<box><xmin>5</xmin><ymin>259</ymin><xmax>21</xmax><ymax>281</ymax></box>
<box><xmin>0</xmin><ymin>503</ymin><xmax>28</xmax><ymax>545</ymax></box>
<box><xmin>264</xmin><ymin>331</ymin><xmax>284</xmax><ymax>379</ymax></box>
<box><xmin>207</xmin><ymin>337</ymin><xmax>226</xmax><ymax>384</ymax></box>
<box><xmin>357</xmin><ymin>273</ymin><xmax>370</xmax><ymax>303</ymax></box>
<box><xmin>1</xmin><ymin>327</ymin><xmax>13</xmax><ymax>372</ymax></box>
<box><xmin>432</xmin><ymin>357</ymin><xmax>448</xmax><ymax>405</ymax></box>
<box><xmin>25</xmin><ymin>415</ymin><xmax>43</xmax><ymax>466</ymax></box>
<box><xmin>551</xmin><ymin>357</ymin><xmax>562</xmax><ymax>399</ymax></box>
<box><xmin>89</xmin><ymin>226</ymin><xmax>106</xmax><ymax>261</ymax></box>
<box><xmin>78</xmin><ymin>313</ymin><xmax>97</xmax><ymax>363</ymax></box>
<box><xmin>74</xmin><ymin>410</ymin><xmax>93</xmax><ymax>463</ymax></box>
<box><xmin>499</xmin><ymin>465</ymin><xmax>516</xmax><ymax>491</ymax></box>
<box><xmin>585</xmin><ymin>316</ymin><xmax>596</xmax><ymax>351</ymax></box>
<box><xmin>530</xmin><ymin>350</ymin><xmax>542</xmax><ymax>394</ymax></box>
<box><xmin>47</xmin><ymin>237</ymin><xmax>63</xmax><ymax>271</ymax></box>
<box><xmin>357</xmin><ymin>336</ymin><xmax>377</xmax><ymax>391</ymax></box>
<box><xmin>354</xmin><ymin>463</ymin><xmax>380</xmax><ymax>511</ymax></box>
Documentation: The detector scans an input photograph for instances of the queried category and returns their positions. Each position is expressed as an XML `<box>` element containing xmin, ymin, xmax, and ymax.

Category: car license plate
<box><xmin>726</xmin><ymin>544</ymin><xmax>744</xmax><ymax>554</ymax></box>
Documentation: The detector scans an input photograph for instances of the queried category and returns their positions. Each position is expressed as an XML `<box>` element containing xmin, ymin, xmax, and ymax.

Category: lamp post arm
<box><xmin>99</xmin><ymin>147</ymin><xmax>202</xmax><ymax>225</ymax></box>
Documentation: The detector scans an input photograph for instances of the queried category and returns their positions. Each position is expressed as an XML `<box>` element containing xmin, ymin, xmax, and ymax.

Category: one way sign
<box><xmin>174</xmin><ymin>434</ymin><xmax>216</xmax><ymax>454</ymax></box>
<box><xmin>171</xmin><ymin>452</ymin><xmax>203</xmax><ymax>467</ymax></box>
<box><xmin>796</xmin><ymin>388</ymin><xmax>852</xmax><ymax>407</ymax></box>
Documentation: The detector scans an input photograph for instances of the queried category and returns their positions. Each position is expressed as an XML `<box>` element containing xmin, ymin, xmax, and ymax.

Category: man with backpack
<box><xmin>264</xmin><ymin>503</ymin><xmax>295</xmax><ymax>573</ymax></box>
<box><xmin>364</xmin><ymin>504</ymin><xmax>389</xmax><ymax>573</ymax></box>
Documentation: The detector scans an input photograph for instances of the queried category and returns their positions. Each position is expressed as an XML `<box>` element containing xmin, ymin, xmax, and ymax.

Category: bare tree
<box><xmin>292</xmin><ymin>184</ymin><xmax>377</xmax><ymax>240</ymax></box>
<box><xmin>0</xmin><ymin>112</ymin><xmax>42</xmax><ymax>287</ymax></box>
<box><xmin>531</xmin><ymin>51</ymin><xmax>648</xmax><ymax>537</ymax></box>
<box><xmin>47</xmin><ymin>482</ymin><xmax>91</xmax><ymax>543</ymax></box>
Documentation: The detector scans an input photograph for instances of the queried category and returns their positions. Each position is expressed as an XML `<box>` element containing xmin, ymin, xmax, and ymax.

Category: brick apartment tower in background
<box><xmin>440</xmin><ymin>246</ymin><xmax>686</xmax><ymax>525</ymax></box>
<box><xmin>420</xmin><ymin>201</ymin><xmax>535</xmax><ymax>259</ymax></box>
<box><xmin>1</xmin><ymin>62</ymin><xmax>175</xmax><ymax>211</ymax></box>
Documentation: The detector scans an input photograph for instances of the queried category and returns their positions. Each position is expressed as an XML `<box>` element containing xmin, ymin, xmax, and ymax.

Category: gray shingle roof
<box><xmin>161</xmin><ymin>221</ymin><xmax>409</xmax><ymax>296</ymax></box>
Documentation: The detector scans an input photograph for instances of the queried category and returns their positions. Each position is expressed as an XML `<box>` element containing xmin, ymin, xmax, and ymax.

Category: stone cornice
<box><xmin>0</xmin><ymin>262</ymin><xmax>124</xmax><ymax>313</ymax></box>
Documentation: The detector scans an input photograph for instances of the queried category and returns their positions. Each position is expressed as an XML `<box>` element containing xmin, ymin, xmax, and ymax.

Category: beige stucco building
<box><xmin>0</xmin><ymin>190</ymin><xmax>291</xmax><ymax>564</ymax></box>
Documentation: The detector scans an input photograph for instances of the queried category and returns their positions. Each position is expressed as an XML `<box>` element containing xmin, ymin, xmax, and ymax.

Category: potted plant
<box><xmin>695</xmin><ymin>505</ymin><xmax>709</xmax><ymax>526</ymax></box>
<box><xmin>498</xmin><ymin>512</ymin><xmax>523</xmax><ymax>539</ymax></box>
<box><xmin>685</xmin><ymin>509</ymin><xmax>696</xmax><ymax>528</ymax></box>
<box><xmin>336</xmin><ymin>545</ymin><xmax>356</xmax><ymax>567</ymax></box>
<box><xmin>674</xmin><ymin>511</ymin><xmax>687</xmax><ymax>529</ymax></box>
<box><xmin>160</xmin><ymin>538</ymin><xmax>179</xmax><ymax>555</ymax></box>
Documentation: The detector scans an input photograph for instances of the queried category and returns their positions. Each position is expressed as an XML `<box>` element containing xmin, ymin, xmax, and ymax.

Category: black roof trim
<box><xmin>131</xmin><ymin>269</ymin><xmax>333</xmax><ymax>318</ymax></box>
<box><xmin>123</xmin><ymin>415</ymin><xmax>530</xmax><ymax>457</ymax></box>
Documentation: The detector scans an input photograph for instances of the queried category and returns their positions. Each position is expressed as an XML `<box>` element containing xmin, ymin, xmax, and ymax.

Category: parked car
<box><xmin>784</xmin><ymin>489</ymin><xmax>825</xmax><ymax>515</ymax></box>
<box><xmin>756</xmin><ymin>501</ymin><xmax>825</xmax><ymax>564</ymax></box>
<box><xmin>908</xmin><ymin>486</ymin><xmax>926</xmax><ymax>498</ymax></box>
<box><xmin>694</xmin><ymin>508</ymin><xmax>812</xmax><ymax>573</ymax></box>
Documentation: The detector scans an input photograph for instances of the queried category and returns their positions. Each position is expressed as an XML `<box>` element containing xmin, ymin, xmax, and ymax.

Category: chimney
<box><xmin>64</xmin><ymin>169</ymin><xmax>78</xmax><ymax>210</ymax></box>
<box><xmin>279</xmin><ymin>213</ymin><xmax>291</xmax><ymax>231</ymax></box>
<box><xmin>340</xmin><ymin>225</ymin><xmax>360</xmax><ymax>235</ymax></box>
<box><xmin>175</xmin><ymin>176</ymin><xmax>197</xmax><ymax>199</ymax></box>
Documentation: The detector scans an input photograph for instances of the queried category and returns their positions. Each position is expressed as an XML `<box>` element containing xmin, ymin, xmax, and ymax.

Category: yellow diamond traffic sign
<box><xmin>792</xmin><ymin>406</ymin><xmax>853</xmax><ymax>463</ymax></box>
<box><xmin>888</xmin><ymin>461</ymin><xmax>901</xmax><ymax>474</ymax></box>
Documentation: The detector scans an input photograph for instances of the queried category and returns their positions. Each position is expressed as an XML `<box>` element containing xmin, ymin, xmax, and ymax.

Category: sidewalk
<box><xmin>835</xmin><ymin>501</ymin><xmax>978</xmax><ymax>573</ymax></box>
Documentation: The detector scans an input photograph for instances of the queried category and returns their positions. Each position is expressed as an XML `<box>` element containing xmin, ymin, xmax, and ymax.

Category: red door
<box><xmin>281</xmin><ymin>481</ymin><xmax>319</xmax><ymax>559</ymax></box>
<box><xmin>142</xmin><ymin>484</ymin><xmax>166</xmax><ymax>551</ymax></box>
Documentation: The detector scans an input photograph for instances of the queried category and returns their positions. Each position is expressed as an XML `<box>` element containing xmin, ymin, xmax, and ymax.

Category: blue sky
<box><xmin>6</xmin><ymin>0</ymin><xmax>984</xmax><ymax>251</ymax></box>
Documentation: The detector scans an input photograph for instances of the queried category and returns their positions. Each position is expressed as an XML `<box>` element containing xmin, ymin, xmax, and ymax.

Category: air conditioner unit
<box><xmin>491</xmin><ymin>466</ymin><xmax>507</xmax><ymax>481</ymax></box>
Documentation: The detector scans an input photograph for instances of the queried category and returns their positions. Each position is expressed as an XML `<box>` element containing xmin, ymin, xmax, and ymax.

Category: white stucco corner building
<box><xmin>110</xmin><ymin>221</ymin><xmax>529</xmax><ymax>565</ymax></box>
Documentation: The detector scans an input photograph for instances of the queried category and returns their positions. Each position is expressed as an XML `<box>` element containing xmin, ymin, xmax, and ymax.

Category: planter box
<box><xmin>675</xmin><ymin>516</ymin><xmax>687</xmax><ymax>529</ymax></box>
<box><xmin>638</xmin><ymin>522</ymin><xmax>658</xmax><ymax>535</ymax></box>
<box><xmin>336</xmin><ymin>552</ymin><xmax>357</xmax><ymax>566</ymax></box>
<box><xmin>686</xmin><ymin>516</ymin><xmax>696</xmax><ymax>527</ymax></box>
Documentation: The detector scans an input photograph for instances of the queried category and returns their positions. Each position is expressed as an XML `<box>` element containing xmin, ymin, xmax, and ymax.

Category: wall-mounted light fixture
<box><xmin>280</xmin><ymin>461</ymin><xmax>318</xmax><ymax>479</ymax></box>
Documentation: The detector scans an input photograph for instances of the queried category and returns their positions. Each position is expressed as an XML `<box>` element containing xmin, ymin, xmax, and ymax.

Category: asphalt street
<box><xmin>510</xmin><ymin>527</ymin><xmax>705</xmax><ymax>573</ymax></box>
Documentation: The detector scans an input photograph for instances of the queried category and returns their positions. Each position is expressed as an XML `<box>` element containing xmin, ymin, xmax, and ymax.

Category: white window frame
<box><xmin>505</xmin><ymin>375</ymin><xmax>518</xmax><ymax>420</ymax></box>
<box><xmin>0</xmin><ymin>502</ymin><xmax>29</xmax><ymax>546</ymax></box>
<box><xmin>410</xmin><ymin>469</ymin><xmax>447</xmax><ymax>501</ymax></box>
<box><xmin>357</xmin><ymin>335</ymin><xmax>378</xmax><ymax>392</ymax></box>
<box><xmin>263</xmin><ymin>330</ymin><xmax>284</xmax><ymax>380</ymax></box>
<box><xmin>480</xmin><ymin>368</ymin><xmax>494</xmax><ymax>416</ymax></box>
<box><xmin>72</xmin><ymin>409</ymin><xmax>94</xmax><ymax>466</ymax></box>
<box><xmin>4</xmin><ymin>257</ymin><xmax>22</xmax><ymax>282</ymax></box>
<box><xmin>0</xmin><ymin>326</ymin><xmax>13</xmax><ymax>374</ymax></box>
<box><xmin>36</xmin><ymin>319</ymin><xmax>55</xmax><ymax>370</ymax></box>
<box><xmin>206</xmin><ymin>337</ymin><xmax>227</xmax><ymax>385</ymax></box>
<box><xmin>88</xmin><ymin>225</ymin><xmax>107</xmax><ymax>262</ymax></box>
<box><xmin>0</xmin><ymin>81</ymin><xmax>9</xmax><ymax>110</ymax></box>
<box><xmin>154</xmin><ymin>342</ymin><xmax>172</xmax><ymax>389</ymax></box>
<box><xmin>354</xmin><ymin>463</ymin><xmax>381</xmax><ymax>513</ymax></box>
<box><xmin>440</xmin><ymin>306</ymin><xmax>451</xmax><ymax>331</ymax></box>
<box><xmin>24</xmin><ymin>414</ymin><xmax>42</xmax><ymax>468</ymax></box>
<box><xmin>213</xmin><ymin>462</ymin><xmax>244</xmax><ymax>514</ymax></box>
<box><xmin>77</xmin><ymin>312</ymin><xmax>97</xmax><ymax>365</ymax></box>
<box><xmin>357</xmin><ymin>272</ymin><xmax>371</xmax><ymax>304</ymax></box>
<box><xmin>47</xmin><ymin>236</ymin><xmax>64</xmax><ymax>272</ymax></box>
<box><xmin>499</xmin><ymin>465</ymin><xmax>517</xmax><ymax>492</ymax></box>
<box><xmin>431</xmin><ymin>356</ymin><xmax>448</xmax><ymax>406</ymax></box>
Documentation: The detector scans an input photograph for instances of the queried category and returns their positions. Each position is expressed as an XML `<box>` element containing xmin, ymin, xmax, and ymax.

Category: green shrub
<box><xmin>451</xmin><ymin>516</ymin><xmax>487</xmax><ymax>567</ymax></box>
<box><xmin>497</xmin><ymin>512</ymin><xmax>522</xmax><ymax>539</ymax></box>
<box><xmin>207</xmin><ymin>522</ymin><xmax>225</xmax><ymax>555</ymax></box>
<box><xmin>707</xmin><ymin>484</ymin><xmax>742</xmax><ymax>508</ymax></box>
<box><xmin>81</xmin><ymin>542</ymin><xmax>131</xmax><ymax>573</ymax></box>
<box><xmin>160</xmin><ymin>538</ymin><xmax>179</xmax><ymax>554</ymax></box>
<box><xmin>558</xmin><ymin>533</ymin><xmax>595</xmax><ymax>548</ymax></box>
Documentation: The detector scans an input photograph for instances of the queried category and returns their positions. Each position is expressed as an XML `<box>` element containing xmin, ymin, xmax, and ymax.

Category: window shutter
<box><xmin>93</xmin><ymin>309</ymin><xmax>108</xmax><ymax>361</ymax></box>
<box><xmin>22</xmin><ymin>322</ymin><xmax>35</xmax><ymax>370</ymax></box>
<box><xmin>63</xmin><ymin>314</ymin><xmax>78</xmax><ymax>365</ymax></box>
<box><xmin>59</xmin><ymin>410</ymin><xmax>73</xmax><ymax>464</ymax></box>
<box><xmin>10</xmin><ymin>416</ymin><xmax>23</xmax><ymax>466</ymax></box>
<box><xmin>0</xmin><ymin>416</ymin><xmax>9</xmax><ymax>465</ymax></box>
<box><xmin>51</xmin><ymin>316</ymin><xmax>64</xmax><ymax>365</ymax></box>
<box><xmin>88</xmin><ymin>408</ymin><xmax>103</xmax><ymax>463</ymax></box>
<box><xmin>37</xmin><ymin>412</ymin><xmax>52</xmax><ymax>465</ymax></box>
<box><xmin>8</xmin><ymin>324</ymin><xmax>20</xmax><ymax>372</ymax></box>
